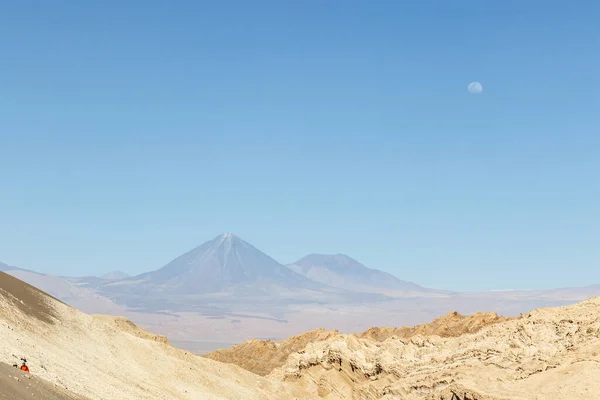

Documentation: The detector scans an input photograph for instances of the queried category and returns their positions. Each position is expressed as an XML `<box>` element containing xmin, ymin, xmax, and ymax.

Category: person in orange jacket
<box><xmin>18</xmin><ymin>358</ymin><xmax>29</xmax><ymax>373</ymax></box>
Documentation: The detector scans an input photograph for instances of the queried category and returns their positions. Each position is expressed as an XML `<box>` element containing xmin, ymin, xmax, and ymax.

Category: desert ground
<box><xmin>3</xmin><ymin>270</ymin><xmax>600</xmax><ymax>399</ymax></box>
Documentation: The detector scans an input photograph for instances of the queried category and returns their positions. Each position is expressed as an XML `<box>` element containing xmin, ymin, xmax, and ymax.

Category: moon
<box><xmin>468</xmin><ymin>81</ymin><xmax>483</xmax><ymax>94</ymax></box>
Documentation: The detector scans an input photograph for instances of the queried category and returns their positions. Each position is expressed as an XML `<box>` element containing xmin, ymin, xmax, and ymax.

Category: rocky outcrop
<box><xmin>268</xmin><ymin>298</ymin><xmax>600</xmax><ymax>399</ymax></box>
<box><xmin>359</xmin><ymin>311</ymin><xmax>511</xmax><ymax>342</ymax></box>
<box><xmin>92</xmin><ymin>315</ymin><xmax>169</xmax><ymax>344</ymax></box>
<box><xmin>205</xmin><ymin>310</ymin><xmax>511</xmax><ymax>377</ymax></box>
<box><xmin>205</xmin><ymin>328</ymin><xmax>339</xmax><ymax>376</ymax></box>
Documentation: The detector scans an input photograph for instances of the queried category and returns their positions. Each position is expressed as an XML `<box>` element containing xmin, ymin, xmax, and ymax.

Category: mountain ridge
<box><xmin>101</xmin><ymin>271</ymin><xmax>130</xmax><ymax>280</ymax></box>
<box><xmin>3</xmin><ymin>235</ymin><xmax>442</xmax><ymax>298</ymax></box>
<box><xmin>102</xmin><ymin>233</ymin><xmax>331</xmax><ymax>296</ymax></box>
<box><xmin>0</xmin><ymin>261</ymin><xmax>25</xmax><ymax>272</ymax></box>
<box><xmin>287</xmin><ymin>253</ymin><xmax>441</xmax><ymax>295</ymax></box>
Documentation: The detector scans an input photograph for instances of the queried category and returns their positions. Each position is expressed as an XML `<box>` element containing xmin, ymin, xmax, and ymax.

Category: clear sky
<box><xmin>1</xmin><ymin>1</ymin><xmax>598</xmax><ymax>291</ymax></box>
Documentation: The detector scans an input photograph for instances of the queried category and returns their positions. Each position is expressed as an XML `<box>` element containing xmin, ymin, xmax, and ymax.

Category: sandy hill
<box><xmin>0</xmin><ymin>272</ymin><xmax>307</xmax><ymax>400</ymax></box>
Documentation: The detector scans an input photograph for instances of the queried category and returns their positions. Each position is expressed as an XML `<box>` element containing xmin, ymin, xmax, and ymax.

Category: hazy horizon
<box><xmin>1</xmin><ymin>232</ymin><xmax>597</xmax><ymax>293</ymax></box>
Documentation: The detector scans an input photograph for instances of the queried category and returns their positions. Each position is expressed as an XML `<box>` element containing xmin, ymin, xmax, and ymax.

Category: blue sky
<box><xmin>0</xmin><ymin>1</ymin><xmax>598</xmax><ymax>291</ymax></box>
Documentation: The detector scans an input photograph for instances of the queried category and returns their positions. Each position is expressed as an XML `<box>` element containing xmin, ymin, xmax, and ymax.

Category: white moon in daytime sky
<box><xmin>468</xmin><ymin>81</ymin><xmax>483</xmax><ymax>94</ymax></box>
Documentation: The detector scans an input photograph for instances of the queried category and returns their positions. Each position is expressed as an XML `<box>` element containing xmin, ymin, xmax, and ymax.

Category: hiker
<box><xmin>19</xmin><ymin>358</ymin><xmax>29</xmax><ymax>373</ymax></box>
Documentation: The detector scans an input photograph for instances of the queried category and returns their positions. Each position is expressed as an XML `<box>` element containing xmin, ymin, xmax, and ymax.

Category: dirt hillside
<box><xmin>0</xmin><ymin>362</ymin><xmax>87</xmax><ymax>400</ymax></box>
<box><xmin>0</xmin><ymin>272</ymin><xmax>308</xmax><ymax>400</ymax></box>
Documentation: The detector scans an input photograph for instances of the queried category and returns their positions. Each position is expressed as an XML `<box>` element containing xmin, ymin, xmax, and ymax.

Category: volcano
<box><xmin>104</xmin><ymin>233</ymin><xmax>327</xmax><ymax>296</ymax></box>
<box><xmin>287</xmin><ymin>254</ymin><xmax>443</xmax><ymax>296</ymax></box>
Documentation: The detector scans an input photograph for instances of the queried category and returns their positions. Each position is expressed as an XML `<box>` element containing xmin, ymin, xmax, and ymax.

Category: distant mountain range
<box><xmin>103</xmin><ymin>233</ymin><xmax>328</xmax><ymax>296</ymax></box>
<box><xmin>3</xmin><ymin>268</ymin><xmax>127</xmax><ymax>315</ymax></box>
<box><xmin>3</xmin><ymin>234</ymin><xmax>600</xmax><ymax>306</ymax></box>
<box><xmin>2</xmin><ymin>234</ymin><xmax>430</xmax><ymax>295</ymax></box>
<box><xmin>101</xmin><ymin>271</ymin><xmax>130</xmax><ymax>280</ymax></box>
<box><xmin>0</xmin><ymin>233</ymin><xmax>437</xmax><ymax>313</ymax></box>
<box><xmin>287</xmin><ymin>253</ymin><xmax>442</xmax><ymax>296</ymax></box>
<box><xmin>91</xmin><ymin>233</ymin><xmax>408</xmax><ymax>311</ymax></box>
<box><xmin>3</xmin><ymin>233</ymin><xmax>600</xmax><ymax>346</ymax></box>
<box><xmin>0</xmin><ymin>261</ymin><xmax>22</xmax><ymax>272</ymax></box>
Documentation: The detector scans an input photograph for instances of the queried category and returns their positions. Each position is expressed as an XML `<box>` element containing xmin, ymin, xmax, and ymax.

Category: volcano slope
<box><xmin>0</xmin><ymin>272</ymin><xmax>308</xmax><ymax>400</ymax></box>
<box><xmin>210</xmin><ymin>299</ymin><xmax>600</xmax><ymax>399</ymax></box>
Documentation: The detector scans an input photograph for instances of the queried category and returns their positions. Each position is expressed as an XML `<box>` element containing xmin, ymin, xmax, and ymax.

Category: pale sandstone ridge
<box><xmin>92</xmin><ymin>314</ymin><xmax>169</xmax><ymax>344</ymax></box>
<box><xmin>205</xmin><ymin>328</ymin><xmax>340</xmax><ymax>376</ymax></box>
<box><xmin>0</xmin><ymin>272</ymin><xmax>309</xmax><ymax>400</ymax></box>
<box><xmin>205</xmin><ymin>310</ymin><xmax>510</xmax><ymax>376</ymax></box>
<box><xmin>268</xmin><ymin>297</ymin><xmax>600</xmax><ymax>399</ymax></box>
<box><xmin>359</xmin><ymin>311</ymin><xmax>511</xmax><ymax>342</ymax></box>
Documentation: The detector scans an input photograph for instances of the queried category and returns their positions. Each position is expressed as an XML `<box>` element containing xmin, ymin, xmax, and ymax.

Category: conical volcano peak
<box><xmin>209</xmin><ymin>233</ymin><xmax>249</xmax><ymax>254</ymax></box>
<box><xmin>212</xmin><ymin>233</ymin><xmax>242</xmax><ymax>246</ymax></box>
<box><xmin>134</xmin><ymin>233</ymin><xmax>323</xmax><ymax>294</ymax></box>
